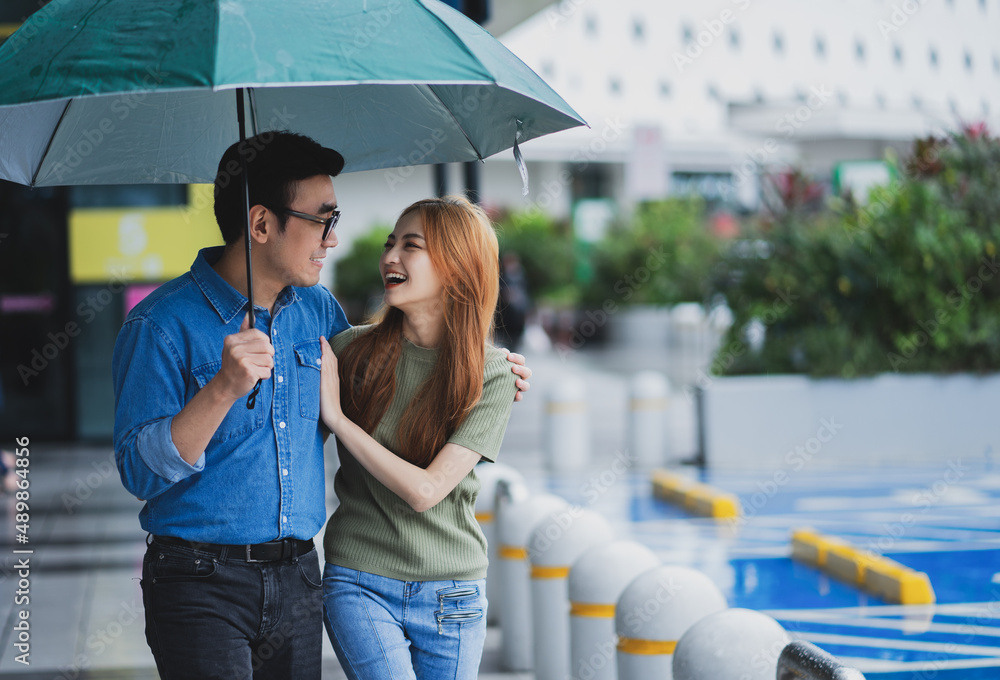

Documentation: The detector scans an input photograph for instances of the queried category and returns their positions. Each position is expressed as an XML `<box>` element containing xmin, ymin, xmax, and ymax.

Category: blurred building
<box><xmin>485</xmin><ymin>0</ymin><xmax>1000</xmax><ymax>217</ymax></box>
<box><xmin>330</xmin><ymin>0</ymin><xmax>1000</xmax><ymax>248</ymax></box>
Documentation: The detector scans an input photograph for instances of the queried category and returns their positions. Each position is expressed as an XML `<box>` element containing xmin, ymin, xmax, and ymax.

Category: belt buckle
<box><xmin>245</xmin><ymin>544</ymin><xmax>266</xmax><ymax>563</ymax></box>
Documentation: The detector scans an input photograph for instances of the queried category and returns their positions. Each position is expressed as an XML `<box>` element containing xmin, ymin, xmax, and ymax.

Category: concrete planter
<box><xmin>605</xmin><ymin>305</ymin><xmax>672</xmax><ymax>349</ymax></box>
<box><xmin>699</xmin><ymin>373</ymin><xmax>1000</xmax><ymax>469</ymax></box>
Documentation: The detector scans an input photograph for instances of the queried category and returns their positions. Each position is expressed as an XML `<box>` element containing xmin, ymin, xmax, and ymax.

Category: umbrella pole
<box><xmin>237</xmin><ymin>88</ymin><xmax>262</xmax><ymax>409</ymax></box>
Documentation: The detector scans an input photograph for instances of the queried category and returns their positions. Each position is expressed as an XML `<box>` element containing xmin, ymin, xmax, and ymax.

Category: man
<box><xmin>112</xmin><ymin>132</ymin><xmax>530</xmax><ymax>679</ymax></box>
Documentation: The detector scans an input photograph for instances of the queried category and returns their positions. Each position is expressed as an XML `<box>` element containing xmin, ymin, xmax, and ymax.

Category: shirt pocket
<box><xmin>293</xmin><ymin>339</ymin><xmax>322</xmax><ymax>420</ymax></box>
<box><xmin>191</xmin><ymin>360</ymin><xmax>265</xmax><ymax>441</ymax></box>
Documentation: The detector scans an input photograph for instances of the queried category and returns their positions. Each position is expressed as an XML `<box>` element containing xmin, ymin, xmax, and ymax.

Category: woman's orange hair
<box><xmin>337</xmin><ymin>196</ymin><xmax>500</xmax><ymax>468</ymax></box>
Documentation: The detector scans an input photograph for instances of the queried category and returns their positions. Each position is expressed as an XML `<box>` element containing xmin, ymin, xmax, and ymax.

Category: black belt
<box><xmin>153</xmin><ymin>535</ymin><xmax>314</xmax><ymax>563</ymax></box>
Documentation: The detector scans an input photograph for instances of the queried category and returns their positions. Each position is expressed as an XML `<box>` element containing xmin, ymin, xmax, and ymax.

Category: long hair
<box><xmin>337</xmin><ymin>196</ymin><xmax>500</xmax><ymax>468</ymax></box>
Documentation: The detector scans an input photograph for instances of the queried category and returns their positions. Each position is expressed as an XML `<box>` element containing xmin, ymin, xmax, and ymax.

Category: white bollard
<box><xmin>670</xmin><ymin>303</ymin><xmax>707</xmax><ymax>386</ymax></box>
<box><xmin>474</xmin><ymin>462</ymin><xmax>528</xmax><ymax>624</ymax></box>
<box><xmin>545</xmin><ymin>375</ymin><xmax>588</xmax><ymax>472</ymax></box>
<box><xmin>569</xmin><ymin>540</ymin><xmax>660</xmax><ymax>680</ymax></box>
<box><xmin>615</xmin><ymin>566</ymin><xmax>727</xmax><ymax>680</ymax></box>
<box><xmin>528</xmin><ymin>508</ymin><xmax>615</xmax><ymax>680</ymax></box>
<box><xmin>496</xmin><ymin>493</ymin><xmax>570</xmax><ymax>671</ymax></box>
<box><xmin>673</xmin><ymin>609</ymin><xmax>791</xmax><ymax>680</ymax></box>
<box><xmin>628</xmin><ymin>372</ymin><xmax>670</xmax><ymax>467</ymax></box>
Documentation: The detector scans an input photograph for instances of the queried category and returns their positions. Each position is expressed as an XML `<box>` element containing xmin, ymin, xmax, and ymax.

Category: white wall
<box><xmin>701</xmin><ymin>373</ymin><xmax>1000</xmax><ymax>469</ymax></box>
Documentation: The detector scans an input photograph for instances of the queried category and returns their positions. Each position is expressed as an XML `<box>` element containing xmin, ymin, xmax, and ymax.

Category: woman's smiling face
<box><xmin>379</xmin><ymin>210</ymin><xmax>444</xmax><ymax>315</ymax></box>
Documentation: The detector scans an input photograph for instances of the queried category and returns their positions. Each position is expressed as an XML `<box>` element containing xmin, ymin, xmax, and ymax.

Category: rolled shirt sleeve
<box><xmin>113</xmin><ymin>317</ymin><xmax>204</xmax><ymax>501</ymax></box>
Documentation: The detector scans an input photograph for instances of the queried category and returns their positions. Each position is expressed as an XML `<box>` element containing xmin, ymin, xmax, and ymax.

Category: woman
<box><xmin>318</xmin><ymin>196</ymin><xmax>518</xmax><ymax>679</ymax></box>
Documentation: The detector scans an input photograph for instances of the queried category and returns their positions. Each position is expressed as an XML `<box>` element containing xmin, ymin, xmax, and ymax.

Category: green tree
<box><xmin>333</xmin><ymin>225</ymin><xmax>391</xmax><ymax>323</ymax></box>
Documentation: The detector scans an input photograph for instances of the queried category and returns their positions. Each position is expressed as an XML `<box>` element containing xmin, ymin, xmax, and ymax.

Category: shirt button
<box><xmin>281</xmin><ymin>516</ymin><xmax>287</xmax><ymax>523</ymax></box>
<box><xmin>282</xmin><ymin>469</ymin><xmax>288</xmax><ymax>476</ymax></box>
<box><xmin>279</xmin><ymin>421</ymin><xmax>286</xmax><ymax>429</ymax></box>
<box><xmin>316</xmin><ymin>358</ymin><xmax>322</xmax><ymax>366</ymax></box>
<box><xmin>277</xmin><ymin>375</ymin><xmax>284</xmax><ymax>383</ymax></box>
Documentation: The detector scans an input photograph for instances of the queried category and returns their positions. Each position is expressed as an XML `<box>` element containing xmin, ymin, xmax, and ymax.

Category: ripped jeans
<box><xmin>322</xmin><ymin>563</ymin><xmax>487</xmax><ymax>680</ymax></box>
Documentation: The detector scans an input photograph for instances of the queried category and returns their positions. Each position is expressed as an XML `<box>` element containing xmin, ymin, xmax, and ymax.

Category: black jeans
<box><xmin>141</xmin><ymin>537</ymin><xmax>323</xmax><ymax>680</ymax></box>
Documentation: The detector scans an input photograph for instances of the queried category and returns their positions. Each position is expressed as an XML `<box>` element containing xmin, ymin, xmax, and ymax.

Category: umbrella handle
<box><xmin>247</xmin><ymin>379</ymin><xmax>262</xmax><ymax>409</ymax></box>
<box><xmin>237</xmin><ymin>87</ymin><xmax>261</xmax><ymax>411</ymax></box>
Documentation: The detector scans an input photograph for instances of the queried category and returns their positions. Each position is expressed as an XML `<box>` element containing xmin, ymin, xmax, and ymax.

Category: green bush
<box><xmin>713</xmin><ymin>126</ymin><xmax>1000</xmax><ymax>377</ymax></box>
<box><xmin>495</xmin><ymin>210</ymin><xmax>578</xmax><ymax>306</ymax></box>
<box><xmin>582</xmin><ymin>197</ymin><xmax>721</xmax><ymax>308</ymax></box>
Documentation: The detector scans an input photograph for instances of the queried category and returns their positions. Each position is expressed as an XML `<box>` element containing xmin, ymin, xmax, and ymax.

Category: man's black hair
<box><xmin>213</xmin><ymin>131</ymin><xmax>345</xmax><ymax>245</ymax></box>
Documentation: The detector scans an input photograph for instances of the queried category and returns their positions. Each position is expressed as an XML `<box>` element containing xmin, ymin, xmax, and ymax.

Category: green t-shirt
<box><xmin>323</xmin><ymin>325</ymin><xmax>518</xmax><ymax>581</ymax></box>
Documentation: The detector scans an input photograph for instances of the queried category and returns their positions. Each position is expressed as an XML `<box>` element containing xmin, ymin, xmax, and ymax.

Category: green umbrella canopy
<box><xmin>0</xmin><ymin>0</ymin><xmax>585</xmax><ymax>186</ymax></box>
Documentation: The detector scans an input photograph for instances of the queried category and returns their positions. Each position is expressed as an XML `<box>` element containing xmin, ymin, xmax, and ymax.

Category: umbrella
<box><xmin>0</xmin><ymin>0</ymin><xmax>585</xmax><ymax>405</ymax></box>
<box><xmin>0</xmin><ymin>0</ymin><xmax>584</xmax><ymax>185</ymax></box>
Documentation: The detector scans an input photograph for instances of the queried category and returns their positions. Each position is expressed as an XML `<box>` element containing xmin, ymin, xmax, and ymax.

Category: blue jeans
<box><xmin>141</xmin><ymin>538</ymin><xmax>323</xmax><ymax>679</ymax></box>
<box><xmin>322</xmin><ymin>564</ymin><xmax>487</xmax><ymax>680</ymax></box>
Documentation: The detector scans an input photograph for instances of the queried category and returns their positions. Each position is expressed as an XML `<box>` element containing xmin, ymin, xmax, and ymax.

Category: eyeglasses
<box><xmin>279</xmin><ymin>208</ymin><xmax>341</xmax><ymax>241</ymax></box>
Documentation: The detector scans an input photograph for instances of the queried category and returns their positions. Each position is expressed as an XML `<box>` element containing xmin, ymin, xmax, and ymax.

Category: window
<box><xmin>633</xmin><ymin>19</ymin><xmax>644</xmax><ymax>41</ymax></box>
<box><xmin>69</xmin><ymin>185</ymin><xmax>187</xmax><ymax>208</ymax></box>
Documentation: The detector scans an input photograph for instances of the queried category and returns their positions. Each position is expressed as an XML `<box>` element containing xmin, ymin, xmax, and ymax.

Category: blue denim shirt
<box><xmin>112</xmin><ymin>246</ymin><xmax>350</xmax><ymax>544</ymax></box>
